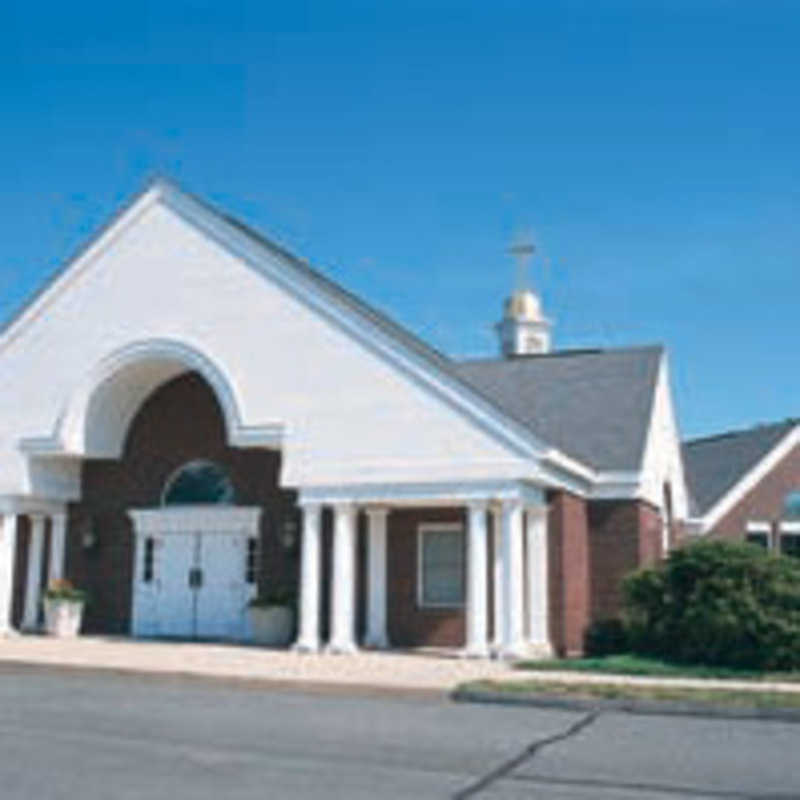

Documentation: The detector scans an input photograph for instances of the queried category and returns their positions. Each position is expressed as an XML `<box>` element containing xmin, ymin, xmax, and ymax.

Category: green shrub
<box><xmin>622</xmin><ymin>540</ymin><xmax>800</xmax><ymax>670</ymax></box>
<box><xmin>584</xmin><ymin>618</ymin><xmax>628</xmax><ymax>656</ymax></box>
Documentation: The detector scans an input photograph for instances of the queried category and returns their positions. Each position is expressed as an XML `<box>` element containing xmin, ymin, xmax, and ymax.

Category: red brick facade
<box><xmin>587</xmin><ymin>499</ymin><xmax>663</xmax><ymax>624</ymax></box>
<box><xmin>548</xmin><ymin>491</ymin><xmax>590</xmax><ymax>656</ymax></box>
<box><xmin>387</xmin><ymin>507</ymin><xmax>466</xmax><ymax>648</ymax></box>
<box><xmin>706</xmin><ymin>442</ymin><xmax>800</xmax><ymax>544</ymax></box>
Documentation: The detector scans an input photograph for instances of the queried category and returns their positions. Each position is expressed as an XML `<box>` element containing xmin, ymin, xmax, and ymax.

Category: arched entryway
<box><xmin>66</xmin><ymin>371</ymin><xmax>299</xmax><ymax>637</ymax></box>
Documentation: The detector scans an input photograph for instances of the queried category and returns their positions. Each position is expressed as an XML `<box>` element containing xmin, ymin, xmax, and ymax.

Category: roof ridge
<box><xmin>459</xmin><ymin>344</ymin><xmax>664</xmax><ymax>366</ymax></box>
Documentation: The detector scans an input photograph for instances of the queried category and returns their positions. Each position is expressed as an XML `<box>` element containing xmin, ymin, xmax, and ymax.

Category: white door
<box><xmin>129</xmin><ymin>508</ymin><xmax>262</xmax><ymax>641</ymax></box>
<box><xmin>195</xmin><ymin>533</ymin><xmax>252</xmax><ymax>641</ymax></box>
<box><xmin>157</xmin><ymin>532</ymin><xmax>197</xmax><ymax>638</ymax></box>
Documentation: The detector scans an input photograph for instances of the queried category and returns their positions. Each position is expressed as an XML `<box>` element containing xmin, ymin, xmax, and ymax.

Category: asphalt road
<box><xmin>0</xmin><ymin>667</ymin><xmax>799</xmax><ymax>799</ymax></box>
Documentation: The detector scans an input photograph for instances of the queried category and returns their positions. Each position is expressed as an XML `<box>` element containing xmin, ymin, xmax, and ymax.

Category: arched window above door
<box><xmin>162</xmin><ymin>460</ymin><xmax>235</xmax><ymax>506</ymax></box>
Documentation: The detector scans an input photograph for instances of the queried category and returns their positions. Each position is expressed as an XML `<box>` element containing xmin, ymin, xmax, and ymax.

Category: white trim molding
<box><xmin>20</xmin><ymin>338</ymin><xmax>285</xmax><ymax>461</ymax></box>
<box><xmin>298</xmin><ymin>479</ymin><xmax>546</xmax><ymax>509</ymax></box>
<box><xmin>128</xmin><ymin>506</ymin><xmax>262</xmax><ymax>535</ymax></box>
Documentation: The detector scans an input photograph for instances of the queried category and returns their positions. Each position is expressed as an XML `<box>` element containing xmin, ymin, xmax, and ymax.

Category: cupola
<box><xmin>495</xmin><ymin>242</ymin><xmax>552</xmax><ymax>357</ymax></box>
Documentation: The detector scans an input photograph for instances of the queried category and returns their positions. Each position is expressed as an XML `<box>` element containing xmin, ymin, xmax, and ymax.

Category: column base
<box><xmin>292</xmin><ymin>639</ymin><xmax>321</xmax><ymax>654</ymax></box>
<box><xmin>324</xmin><ymin>641</ymin><xmax>359</xmax><ymax>655</ymax></box>
<box><xmin>493</xmin><ymin>642</ymin><xmax>527</xmax><ymax>661</ymax></box>
<box><xmin>525</xmin><ymin>641</ymin><xmax>554</xmax><ymax>659</ymax></box>
<box><xmin>461</xmin><ymin>643</ymin><xmax>491</xmax><ymax>659</ymax></box>
<box><xmin>362</xmin><ymin>635</ymin><xmax>389</xmax><ymax>650</ymax></box>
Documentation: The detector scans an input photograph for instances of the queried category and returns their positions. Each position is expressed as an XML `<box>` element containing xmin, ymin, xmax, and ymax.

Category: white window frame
<box><xmin>416</xmin><ymin>522</ymin><xmax>466</xmax><ymax>610</ymax></box>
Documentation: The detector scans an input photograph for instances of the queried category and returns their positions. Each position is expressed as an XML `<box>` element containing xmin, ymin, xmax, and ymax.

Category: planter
<box><xmin>248</xmin><ymin>605</ymin><xmax>294</xmax><ymax>647</ymax></box>
<box><xmin>43</xmin><ymin>598</ymin><xmax>84</xmax><ymax>638</ymax></box>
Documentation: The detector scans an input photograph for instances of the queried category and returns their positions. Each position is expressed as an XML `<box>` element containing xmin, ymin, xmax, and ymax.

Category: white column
<box><xmin>48</xmin><ymin>512</ymin><xmax>67</xmax><ymax>583</ymax></box>
<box><xmin>364</xmin><ymin>507</ymin><xmax>389</xmax><ymax>649</ymax></box>
<box><xmin>327</xmin><ymin>502</ymin><xmax>358</xmax><ymax>654</ymax></box>
<box><xmin>500</xmin><ymin>499</ymin><xmax>525</xmax><ymax>658</ymax></box>
<box><xmin>491</xmin><ymin>505</ymin><xmax>503</xmax><ymax>651</ymax></box>
<box><xmin>22</xmin><ymin>515</ymin><xmax>47</xmax><ymax>631</ymax></box>
<box><xmin>465</xmin><ymin>500</ymin><xmax>490</xmax><ymax>657</ymax></box>
<box><xmin>0</xmin><ymin>514</ymin><xmax>19</xmax><ymax>636</ymax></box>
<box><xmin>294</xmin><ymin>503</ymin><xmax>322</xmax><ymax>652</ymax></box>
<box><xmin>525</xmin><ymin>506</ymin><xmax>552</xmax><ymax>656</ymax></box>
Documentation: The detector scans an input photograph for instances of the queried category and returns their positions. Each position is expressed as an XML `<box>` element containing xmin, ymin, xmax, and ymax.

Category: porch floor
<box><xmin>0</xmin><ymin>635</ymin><xmax>515</xmax><ymax>693</ymax></box>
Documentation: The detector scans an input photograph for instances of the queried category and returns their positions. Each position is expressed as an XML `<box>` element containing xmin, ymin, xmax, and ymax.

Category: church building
<box><xmin>0</xmin><ymin>180</ymin><xmax>689</xmax><ymax>657</ymax></box>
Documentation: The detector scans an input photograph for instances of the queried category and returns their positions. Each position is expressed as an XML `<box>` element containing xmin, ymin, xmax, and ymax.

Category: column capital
<box><xmin>525</xmin><ymin>504</ymin><xmax>548</xmax><ymax>520</ymax></box>
<box><xmin>467</xmin><ymin>499</ymin><xmax>490</xmax><ymax>514</ymax></box>
<box><xmin>364</xmin><ymin>505</ymin><xmax>390</xmax><ymax>521</ymax></box>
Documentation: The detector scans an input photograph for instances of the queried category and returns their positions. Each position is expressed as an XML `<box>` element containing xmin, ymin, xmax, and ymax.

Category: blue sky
<box><xmin>1</xmin><ymin>1</ymin><xmax>798</xmax><ymax>438</ymax></box>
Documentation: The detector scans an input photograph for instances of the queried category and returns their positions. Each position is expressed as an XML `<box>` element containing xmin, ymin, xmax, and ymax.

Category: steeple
<box><xmin>495</xmin><ymin>241</ymin><xmax>552</xmax><ymax>357</ymax></box>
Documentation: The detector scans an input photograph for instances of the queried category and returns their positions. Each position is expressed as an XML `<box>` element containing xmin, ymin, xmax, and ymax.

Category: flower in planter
<box><xmin>248</xmin><ymin>586</ymin><xmax>296</xmax><ymax>609</ymax></box>
<box><xmin>45</xmin><ymin>579</ymin><xmax>87</xmax><ymax>604</ymax></box>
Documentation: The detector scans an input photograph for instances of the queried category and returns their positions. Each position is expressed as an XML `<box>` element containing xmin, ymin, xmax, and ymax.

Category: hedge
<box><xmin>620</xmin><ymin>540</ymin><xmax>800</xmax><ymax>670</ymax></box>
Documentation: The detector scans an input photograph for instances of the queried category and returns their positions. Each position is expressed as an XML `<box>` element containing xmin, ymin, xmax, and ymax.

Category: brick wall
<box><xmin>387</xmin><ymin>506</ymin><xmax>466</xmax><ymax>648</ymax></box>
<box><xmin>587</xmin><ymin>499</ymin><xmax>663</xmax><ymax>623</ymax></box>
<box><xmin>548</xmin><ymin>490</ymin><xmax>590</xmax><ymax>657</ymax></box>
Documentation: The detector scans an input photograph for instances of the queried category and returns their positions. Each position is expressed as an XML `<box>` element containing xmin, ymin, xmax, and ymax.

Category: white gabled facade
<box><xmin>0</xmin><ymin>181</ymin><xmax>588</xmax><ymax>503</ymax></box>
<box><xmin>639</xmin><ymin>354</ymin><xmax>690</xmax><ymax>520</ymax></box>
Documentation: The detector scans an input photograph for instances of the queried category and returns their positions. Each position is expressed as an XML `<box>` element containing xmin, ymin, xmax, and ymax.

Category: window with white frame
<box><xmin>418</xmin><ymin>524</ymin><xmax>465</xmax><ymax>608</ymax></box>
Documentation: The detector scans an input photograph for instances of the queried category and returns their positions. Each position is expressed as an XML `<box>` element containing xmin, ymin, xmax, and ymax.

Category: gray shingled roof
<box><xmin>454</xmin><ymin>347</ymin><xmax>663</xmax><ymax>471</ymax></box>
<box><xmin>682</xmin><ymin>420</ymin><xmax>798</xmax><ymax>516</ymax></box>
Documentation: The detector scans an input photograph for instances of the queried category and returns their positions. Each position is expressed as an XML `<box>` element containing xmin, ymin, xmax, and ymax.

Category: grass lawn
<box><xmin>514</xmin><ymin>653</ymin><xmax>800</xmax><ymax>682</ymax></box>
<box><xmin>461</xmin><ymin>679</ymin><xmax>800</xmax><ymax>710</ymax></box>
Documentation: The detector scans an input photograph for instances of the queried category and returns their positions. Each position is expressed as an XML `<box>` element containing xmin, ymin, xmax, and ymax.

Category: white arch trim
<box><xmin>19</xmin><ymin>338</ymin><xmax>284</xmax><ymax>460</ymax></box>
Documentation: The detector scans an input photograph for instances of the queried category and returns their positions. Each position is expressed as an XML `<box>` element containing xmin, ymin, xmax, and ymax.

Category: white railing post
<box><xmin>22</xmin><ymin>514</ymin><xmax>47</xmax><ymax>631</ymax></box>
<box><xmin>0</xmin><ymin>514</ymin><xmax>19</xmax><ymax>636</ymax></box>
<box><xmin>500</xmin><ymin>499</ymin><xmax>525</xmax><ymax>658</ymax></box>
<box><xmin>327</xmin><ymin>503</ymin><xmax>358</xmax><ymax>654</ymax></box>
<box><xmin>294</xmin><ymin>503</ymin><xmax>322</xmax><ymax>652</ymax></box>
<box><xmin>364</xmin><ymin>507</ymin><xmax>389</xmax><ymax>649</ymax></box>
<box><xmin>465</xmin><ymin>500</ymin><xmax>490</xmax><ymax>657</ymax></box>
<box><xmin>526</xmin><ymin>506</ymin><xmax>552</xmax><ymax>656</ymax></box>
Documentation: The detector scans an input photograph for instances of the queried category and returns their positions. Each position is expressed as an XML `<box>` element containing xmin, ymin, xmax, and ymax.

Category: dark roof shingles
<box><xmin>454</xmin><ymin>347</ymin><xmax>663</xmax><ymax>471</ymax></box>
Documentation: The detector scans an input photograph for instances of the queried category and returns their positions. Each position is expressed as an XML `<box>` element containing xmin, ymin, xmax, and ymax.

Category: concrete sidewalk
<box><xmin>2</xmin><ymin>635</ymin><xmax>800</xmax><ymax>696</ymax></box>
<box><xmin>0</xmin><ymin>635</ymin><xmax>514</xmax><ymax>693</ymax></box>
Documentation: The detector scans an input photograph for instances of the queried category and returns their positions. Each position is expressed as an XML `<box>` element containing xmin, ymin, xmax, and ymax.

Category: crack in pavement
<box><xmin>451</xmin><ymin>710</ymin><xmax>599</xmax><ymax>798</ymax></box>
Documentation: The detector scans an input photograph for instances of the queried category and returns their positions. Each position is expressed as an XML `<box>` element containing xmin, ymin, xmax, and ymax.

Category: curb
<box><xmin>451</xmin><ymin>686</ymin><xmax>800</xmax><ymax>723</ymax></box>
<box><xmin>0</xmin><ymin>659</ymin><xmax>445</xmax><ymax>701</ymax></box>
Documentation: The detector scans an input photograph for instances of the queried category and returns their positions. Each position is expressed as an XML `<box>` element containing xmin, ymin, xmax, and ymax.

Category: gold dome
<box><xmin>504</xmin><ymin>289</ymin><xmax>542</xmax><ymax>321</ymax></box>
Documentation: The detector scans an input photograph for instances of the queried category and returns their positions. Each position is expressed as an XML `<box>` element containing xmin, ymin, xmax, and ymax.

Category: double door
<box><xmin>131</xmin><ymin>508</ymin><xmax>261</xmax><ymax>641</ymax></box>
<box><xmin>157</xmin><ymin>531</ymin><xmax>252</xmax><ymax>640</ymax></box>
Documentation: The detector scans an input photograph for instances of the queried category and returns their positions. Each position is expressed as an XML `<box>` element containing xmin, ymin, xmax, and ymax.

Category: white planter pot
<box><xmin>43</xmin><ymin>598</ymin><xmax>84</xmax><ymax>638</ymax></box>
<box><xmin>247</xmin><ymin>605</ymin><xmax>294</xmax><ymax>647</ymax></box>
